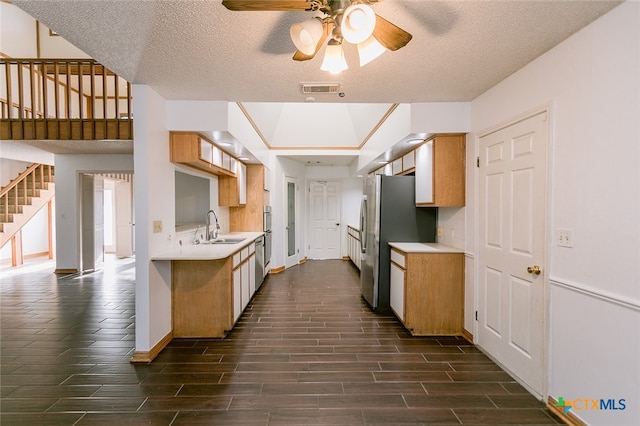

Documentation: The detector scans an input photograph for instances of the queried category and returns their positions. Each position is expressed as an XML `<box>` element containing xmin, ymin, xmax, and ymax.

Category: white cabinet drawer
<box><xmin>390</xmin><ymin>249</ymin><xmax>406</xmax><ymax>268</ymax></box>
<box><xmin>240</xmin><ymin>247</ymin><xmax>249</xmax><ymax>262</ymax></box>
<box><xmin>233</xmin><ymin>251</ymin><xmax>241</xmax><ymax>268</ymax></box>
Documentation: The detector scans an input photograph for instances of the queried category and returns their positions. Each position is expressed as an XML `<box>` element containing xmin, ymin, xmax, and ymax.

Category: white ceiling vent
<box><xmin>300</xmin><ymin>82</ymin><xmax>342</xmax><ymax>94</ymax></box>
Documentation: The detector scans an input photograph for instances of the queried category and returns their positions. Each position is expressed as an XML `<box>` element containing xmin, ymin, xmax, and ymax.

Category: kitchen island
<box><xmin>388</xmin><ymin>242</ymin><xmax>465</xmax><ymax>336</ymax></box>
<box><xmin>152</xmin><ymin>232</ymin><xmax>263</xmax><ymax>338</ymax></box>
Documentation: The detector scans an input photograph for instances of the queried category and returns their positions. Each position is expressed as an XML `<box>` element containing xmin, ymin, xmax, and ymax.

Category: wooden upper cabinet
<box><xmin>170</xmin><ymin>132</ymin><xmax>236</xmax><ymax>177</ymax></box>
<box><xmin>228</xmin><ymin>164</ymin><xmax>266</xmax><ymax>231</ymax></box>
<box><xmin>415</xmin><ymin>134</ymin><xmax>466</xmax><ymax>207</ymax></box>
<box><xmin>219</xmin><ymin>162</ymin><xmax>247</xmax><ymax>207</ymax></box>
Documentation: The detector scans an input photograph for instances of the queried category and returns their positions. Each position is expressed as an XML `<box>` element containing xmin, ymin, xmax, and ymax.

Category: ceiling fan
<box><xmin>221</xmin><ymin>0</ymin><xmax>412</xmax><ymax>74</ymax></box>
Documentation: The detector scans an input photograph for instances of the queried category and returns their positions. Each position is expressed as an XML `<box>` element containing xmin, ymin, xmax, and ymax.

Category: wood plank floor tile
<box><xmin>1</xmin><ymin>257</ymin><xmax>557</xmax><ymax>425</ymax></box>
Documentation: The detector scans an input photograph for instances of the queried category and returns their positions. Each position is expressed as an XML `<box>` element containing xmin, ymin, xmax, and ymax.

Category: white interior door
<box><xmin>115</xmin><ymin>179</ymin><xmax>134</xmax><ymax>258</ymax></box>
<box><xmin>80</xmin><ymin>173</ymin><xmax>104</xmax><ymax>272</ymax></box>
<box><xmin>308</xmin><ymin>181</ymin><xmax>342</xmax><ymax>260</ymax></box>
<box><xmin>477</xmin><ymin>111</ymin><xmax>549</xmax><ymax>397</ymax></box>
<box><xmin>284</xmin><ymin>176</ymin><xmax>298</xmax><ymax>269</ymax></box>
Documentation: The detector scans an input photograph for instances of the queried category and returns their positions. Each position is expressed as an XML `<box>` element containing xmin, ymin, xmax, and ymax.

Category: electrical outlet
<box><xmin>556</xmin><ymin>228</ymin><xmax>573</xmax><ymax>248</ymax></box>
<box><xmin>153</xmin><ymin>220</ymin><xmax>163</xmax><ymax>234</ymax></box>
<box><xmin>437</xmin><ymin>227</ymin><xmax>443</xmax><ymax>239</ymax></box>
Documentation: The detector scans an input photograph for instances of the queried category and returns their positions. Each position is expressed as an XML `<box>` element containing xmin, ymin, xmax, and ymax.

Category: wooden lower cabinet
<box><xmin>172</xmin><ymin>258</ymin><xmax>234</xmax><ymax>338</ymax></box>
<box><xmin>172</xmin><ymin>243</ymin><xmax>256</xmax><ymax>338</ymax></box>
<box><xmin>389</xmin><ymin>248</ymin><xmax>464</xmax><ymax>335</ymax></box>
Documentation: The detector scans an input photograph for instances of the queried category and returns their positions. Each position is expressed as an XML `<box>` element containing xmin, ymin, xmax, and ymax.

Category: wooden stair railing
<box><xmin>0</xmin><ymin>58</ymin><xmax>132</xmax><ymax>140</ymax></box>
<box><xmin>0</xmin><ymin>164</ymin><xmax>55</xmax><ymax>264</ymax></box>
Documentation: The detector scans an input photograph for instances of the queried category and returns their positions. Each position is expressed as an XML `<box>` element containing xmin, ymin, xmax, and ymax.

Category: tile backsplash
<box><xmin>437</xmin><ymin>207</ymin><xmax>466</xmax><ymax>250</ymax></box>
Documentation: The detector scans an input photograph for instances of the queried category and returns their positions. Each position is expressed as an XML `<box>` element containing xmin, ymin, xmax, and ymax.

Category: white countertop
<box><xmin>151</xmin><ymin>232</ymin><xmax>264</xmax><ymax>261</ymax></box>
<box><xmin>389</xmin><ymin>242</ymin><xmax>464</xmax><ymax>253</ymax></box>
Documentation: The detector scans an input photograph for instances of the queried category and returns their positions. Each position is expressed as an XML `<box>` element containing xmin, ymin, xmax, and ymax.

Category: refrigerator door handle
<box><xmin>360</xmin><ymin>195</ymin><xmax>367</xmax><ymax>253</ymax></box>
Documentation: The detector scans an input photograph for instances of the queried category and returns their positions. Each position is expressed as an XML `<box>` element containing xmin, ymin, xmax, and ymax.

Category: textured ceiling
<box><xmin>7</xmin><ymin>0</ymin><xmax>621</xmax><ymax>168</ymax></box>
<box><xmin>13</xmin><ymin>0</ymin><xmax>621</xmax><ymax>104</ymax></box>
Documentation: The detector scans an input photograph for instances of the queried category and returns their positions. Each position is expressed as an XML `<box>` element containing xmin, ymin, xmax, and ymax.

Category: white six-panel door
<box><xmin>478</xmin><ymin>111</ymin><xmax>549</xmax><ymax>397</ymax></box>
<box><xmin>308</xmin><ymin>181</ymin><xmax>342</xmax><ymax>260</ymax></box>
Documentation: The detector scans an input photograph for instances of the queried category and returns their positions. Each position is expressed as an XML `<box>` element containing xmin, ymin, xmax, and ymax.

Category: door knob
<box><xmin>527</xmin><ymin>265</ymin><xmax>542</xmax><ymax>275</ymax></box>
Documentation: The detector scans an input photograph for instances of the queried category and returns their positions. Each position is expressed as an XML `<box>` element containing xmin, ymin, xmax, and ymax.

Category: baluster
<box><xmin>17</xmin><ymin>60</ymin><xmax>25</xmax><ymax>138</ymax></box>
<box><xmin>114</xmin><ymin>71</ymin><xmax>120</xmax><ymax>138</ymax></box>
<box><xmin>102</xmin><ymin>65</ymin><xmax>107</xmax><ymax>137</ymax></box>
<box><xmin>29</xmin><ymin>61</ymin><xmax>36</xmax><ymax>137</ymax></box>
<box><xmin>127</xmin><ymin>81</ymin><xmax>132</xmax><ymax>138</ymax></box>
<box><xmin>41</xmin><ymin>60</ymin><xmax>49</xmax><ymax>139</ymax></box>
<box><xmin>4</xmin><ymin>61</ymin><xmax>12</xmax><ymax>122</ymax></box>
<box><xmin>54</xmin><ymin>62</ymin><xmax>60</xmax><ymax>138</ymax></box>
<box><xmin>90</xmin><ymin>61</ymin><xmax>96</xmax><ymax>138</ymax></box>
<box><xmin>78</xmin><ymin>61</ymin><xmax>84</xmax><ymax>123</ymax></box>
<box><xmin>65</xmin><ymin>60</ymin><xmax>71</xmax><ymax>137</ymax></box>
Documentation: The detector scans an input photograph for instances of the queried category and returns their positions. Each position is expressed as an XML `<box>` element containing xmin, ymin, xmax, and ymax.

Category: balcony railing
<box><xmin>1</xmin><ymin>58</ymin><xmax>132</xmax><ymax>140</ymax></box>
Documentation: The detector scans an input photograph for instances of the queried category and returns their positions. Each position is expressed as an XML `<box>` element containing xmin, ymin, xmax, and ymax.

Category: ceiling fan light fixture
<box><xmin>357</xmin><ymin>34</ymin><xmax>387</xmax><ymax>66</ymax></box>
<box><xmin>290</xmin><ymin>17</ymin><xmax>324</xmax><ymax>55</ymax></box>
<box><xmin>341</xmin><ymin>4</ymin><xmax>376</xmax><ymax>44</ymax></box>
<box><xmin>320</xmin><ymin>40</ymin><xmax>348</xmax><ymax>74</ymax></box>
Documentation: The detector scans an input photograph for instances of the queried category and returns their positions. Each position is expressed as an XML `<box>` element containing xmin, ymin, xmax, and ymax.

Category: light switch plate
<box><xmin>153</xmin><ymin>220</ymin><xmax>163</xmax><ymax>234</ymax></box>
<box><xmin>556</xmin><ymin>228</ymin><xmax>573</xmax><ymax>247</ymax></box>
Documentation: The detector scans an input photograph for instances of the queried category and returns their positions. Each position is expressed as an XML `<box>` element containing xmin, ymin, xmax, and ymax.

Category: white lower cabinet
<box><xmin>233</xmin><ymin>266</ymin><xmax>242</xmax><ymax>322</ymax></box>
<box><xmin>347</xmin><ymin>226</ymin><xmax>361</xmax><ymax>270</ymax></box>
<box><xmin>232</xmin><ymin>241</ymin><xmax>257</xmax><ymax>323</ymax></box>
<box><xmin>249</xmin><ymin>253</ymin><xmax>256</xmax><ymax>296</ymax></box>
<box><xmin>390</xmin><ymin>261</ymin><xmax>405</xmax><ymax>322</ymax></box>
<box><xmin>241</xmin><ymin>260</ymin><xmax>250</xmax><ymax>310</ymax></box>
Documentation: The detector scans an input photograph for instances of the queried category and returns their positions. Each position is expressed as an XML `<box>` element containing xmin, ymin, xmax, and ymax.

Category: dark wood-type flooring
<box><xmin>1</xmin><ymin>257</ymin><xmax>562</xmax><ymax>425</ymax></box>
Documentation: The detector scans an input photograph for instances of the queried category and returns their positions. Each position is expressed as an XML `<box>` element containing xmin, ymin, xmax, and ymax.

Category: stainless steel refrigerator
<box><xmin>359</xmin><ymin>174</ymin><xmax>437</xmax><ymax>311</ymax></box>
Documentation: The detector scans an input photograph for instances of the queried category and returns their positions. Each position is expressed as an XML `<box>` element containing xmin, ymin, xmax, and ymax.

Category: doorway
<box><xmin>79</xmin><ymin>173</ymin><xmax>134</xmax><ymax>273</ymax></box>
<box><xmin>308</xmin><ymin>180</ymin><xmax>342</xmax><ymax>260</ymax></box>
<box><xmin>477</xmin><ymin>109</ymin><xmax>549</xmax><ymax>397</ymax></box>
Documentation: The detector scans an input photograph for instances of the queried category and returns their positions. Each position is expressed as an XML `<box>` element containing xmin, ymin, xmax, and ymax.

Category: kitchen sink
<box><xmin>208</xmin><ymin>237</ymin><xmax>246</xmax><ymax>244</ymax></box>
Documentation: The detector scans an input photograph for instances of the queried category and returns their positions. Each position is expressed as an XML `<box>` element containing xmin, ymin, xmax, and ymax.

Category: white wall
<box><xmin>0</xmin><ymin>3</ymin><xmax>37</xmax><ymax>57</ymax></box>
<box><xmin>37</xmin><ymin>21</ymin><xmax>90</xmax><ymax>58</ymax></box>
<box><xmin>0</xmin><ymin>202</ymin><xmax>51</xmax><ymax>261</ymax></box>
<box><xmin>469</xmin><ymin>2</ymin><xmax>639</xmax><ymax>424</ymax></box>
<box><xmin>54</xmin><ymin>154</ymin><xmax>133</xmax><ymax>270</ymax></box>
<box><xmin>0</xmin><ymin>158</ymin><xmax>31</xmax><ymax>186</ymax></box>
<box><xmin>133</xmin><ymin>85</ymin><xmax>174</xmax><ymax>353</ymax></box>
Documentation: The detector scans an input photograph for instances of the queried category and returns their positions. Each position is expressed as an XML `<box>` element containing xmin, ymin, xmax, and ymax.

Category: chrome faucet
<box><xmin>206</xmin><ymin>210</ymin><xmax>220</xmax><ymax>241</ymax></box>
<box><xmin>192</xmin><ymin>224</ymin><xmax>201</xmax><ymax>245</ymax></box>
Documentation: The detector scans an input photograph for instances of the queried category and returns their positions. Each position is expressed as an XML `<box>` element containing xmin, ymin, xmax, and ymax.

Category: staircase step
<box><xmin>1</xmin><ymin>206</ymin><xmax>24</xmax><ymax>214</ymax></box>
<box><xmin>18</xmin><ymin>189</ymin><xmax>40</xmax><ymax>199</ymax></box>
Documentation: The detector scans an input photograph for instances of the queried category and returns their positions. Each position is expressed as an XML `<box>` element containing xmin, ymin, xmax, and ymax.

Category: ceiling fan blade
<box><xmin>292</xmin><ymin>20</ymin><xmax>333</xmax><ymax>61</ymax></box>
<box><xmin>372</xmin><ymin>14</ymin><xmax>412</xmax><ymax>51</ymax></box>
<box><xmin>222</xmin><ymin>0</ymin><xmax>317</xmax><ymax>11</ymax></box>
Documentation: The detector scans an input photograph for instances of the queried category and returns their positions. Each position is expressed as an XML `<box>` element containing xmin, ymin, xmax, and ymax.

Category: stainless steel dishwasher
<box><xmin>255</xmin><ymin>235</ymin><xmax>265</xmax><ymax>289</ymax></box>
